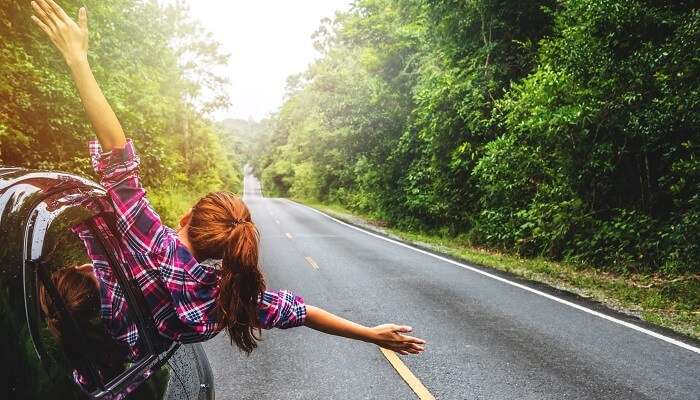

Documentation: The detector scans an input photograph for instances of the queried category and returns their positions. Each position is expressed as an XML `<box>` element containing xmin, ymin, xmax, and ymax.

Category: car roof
<box><xmin>0</xmin><ymin>167</ymin><xmax>104</xmax><ymax>223</ymax></box>
<box><xmin>0</xmin><ymin>167</ymin><xmax>102</xmax><ymax>193</ymax></box>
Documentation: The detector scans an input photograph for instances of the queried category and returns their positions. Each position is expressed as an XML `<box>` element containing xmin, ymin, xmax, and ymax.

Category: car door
<box><xmin>0</xmin><ymin>169</ymin><xmax>212</xmax><ymax>400</ymax></box>
<box><xmin>22</xmin><ymin>185</ymin><xmax>178</xmax><ymax>399</ymax></box>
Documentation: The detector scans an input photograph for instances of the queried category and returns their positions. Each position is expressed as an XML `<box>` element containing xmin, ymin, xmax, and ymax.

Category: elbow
<box><xmin>100</xmin><ymin>137</ymin><xmax>127</xmax><ymax>151</ymax></box>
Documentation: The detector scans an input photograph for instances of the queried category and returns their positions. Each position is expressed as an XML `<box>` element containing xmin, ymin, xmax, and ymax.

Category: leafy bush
<box><xmin>0</xmin><ymin>0</ymin><xmax>240</xmax><ymax>219</ymax></box>
<box><xmin>258</xmin><ymin>0</ymin><xmax>699</xmax><ymax>275</ymax></box>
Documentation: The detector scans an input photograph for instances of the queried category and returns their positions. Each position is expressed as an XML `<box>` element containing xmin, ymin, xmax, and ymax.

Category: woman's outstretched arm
<box><xmin>31</xmin><ymin>0</ymin><xmax>126</xmax><ymax>150</ymax></box>
<box><xmin>305</xmin><ymin>305</ymin><xmax>426</xmax><ymax>355</ymax></box>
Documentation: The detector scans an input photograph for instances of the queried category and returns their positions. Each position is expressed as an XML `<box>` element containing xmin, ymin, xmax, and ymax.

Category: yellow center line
<box><xmin>304</xmin><ymin>256</ymin><xmax>319</xmax><ymax>270</ymax></box>
<box><xmin>379</xmin><ymin>348</ymin><xmax>435</xmax><ymax>400</ymax></box>
<box><xmin>285</xmin><ymin>232</ymin><xmax>293</xmax><ymax>239</ymax></box>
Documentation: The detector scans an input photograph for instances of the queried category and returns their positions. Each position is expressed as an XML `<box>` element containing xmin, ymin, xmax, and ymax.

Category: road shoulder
<box><xmin>290</xmin><ymin>199</ymin><xmax>700</xmax><ymax>344</ymax></box>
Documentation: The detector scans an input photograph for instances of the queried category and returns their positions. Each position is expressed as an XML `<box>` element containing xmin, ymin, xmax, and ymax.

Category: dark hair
<box><xmin>39</xmin><ymin>265</ymin><xmax>128</xmax><ymax>383</ymax></box>
<box><xmin>187</xmin><ymin>191</ymin><xmax>265</xmax><ymax>354</ymax></box>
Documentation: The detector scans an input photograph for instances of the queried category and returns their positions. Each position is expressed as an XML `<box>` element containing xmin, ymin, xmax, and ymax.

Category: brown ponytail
<box><xmin>187</xmin><ymin>192</ymin><xmax>266</xmax><ymax>354</ymax></box>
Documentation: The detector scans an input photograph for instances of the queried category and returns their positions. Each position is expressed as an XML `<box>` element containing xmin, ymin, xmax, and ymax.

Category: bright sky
<box><xmin>180</xmin><ymin>1</ymin><xmax>353</xmax><ymax>121</ymax></box>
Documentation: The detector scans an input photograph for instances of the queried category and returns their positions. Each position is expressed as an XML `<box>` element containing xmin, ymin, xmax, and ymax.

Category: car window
<box><xmin>32</xmin><ymin>218</ymin><xmax>132</xmax><ymax>393</ymax></box>
<box><xmin>24</xmin><ymin>190</ymin><xmax>170</xmax><ymax>399</ymax></box>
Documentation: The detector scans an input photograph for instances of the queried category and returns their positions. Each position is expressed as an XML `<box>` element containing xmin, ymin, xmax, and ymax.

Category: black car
<box><xmin>0</xmin><ymin>168</ymin><xmax>214</xmax><ymax>400</ymax></box>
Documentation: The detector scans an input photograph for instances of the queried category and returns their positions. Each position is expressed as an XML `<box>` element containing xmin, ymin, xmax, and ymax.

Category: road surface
<box><xmin>202</xmin><ymin>173</ymin><xmax>700</xmax><ymax>400</ymax></box>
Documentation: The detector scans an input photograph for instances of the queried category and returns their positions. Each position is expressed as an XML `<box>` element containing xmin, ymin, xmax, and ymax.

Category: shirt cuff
<box><xmin>285</xmin><ymin>292</ymin><xmax>307</xmax><ymax>329</ymax></box>
<box><xmin>258</xmin><ymin>290</ymin><xmax>307</xmax><ymax>329</ymax></box>
<box><xmin>88</xmin><ymin>138</ymin><xmax>140</xmax><ymax>186</ymax></box>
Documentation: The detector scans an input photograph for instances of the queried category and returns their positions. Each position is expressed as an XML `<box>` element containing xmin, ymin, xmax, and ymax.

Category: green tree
<box><xmin>260</xmin><ymin>0</ymin><xmax>699</xmax><ymax>274</ymax></box>
<box><xmin>0</xmin><ymin>0</ymin><xmax>240</xmax><ymax>197</ymax></box>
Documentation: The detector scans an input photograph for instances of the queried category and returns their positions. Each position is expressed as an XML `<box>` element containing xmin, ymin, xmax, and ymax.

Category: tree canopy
<box><xmin>258</xmin><ymin>0</ymin><xmax>699</xmax><ymax>275</ymax></box>
<box><xmin>0</xmin><ymin>0</ymin><xmax>241</xmax><ymax>213</ymax></box>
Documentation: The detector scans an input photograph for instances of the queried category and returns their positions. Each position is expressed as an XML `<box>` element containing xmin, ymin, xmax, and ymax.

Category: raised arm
<box><xmin>31</xmin><ymin>0</ymin><xmax>126</xmax><ymax>150</ymax></box>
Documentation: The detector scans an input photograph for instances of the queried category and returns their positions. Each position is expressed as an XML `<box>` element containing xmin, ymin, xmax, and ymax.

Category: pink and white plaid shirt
<box><xmin>72</xmin><ymin>139</ymin><xmax>306</xmax><ymax>361</ymax></box>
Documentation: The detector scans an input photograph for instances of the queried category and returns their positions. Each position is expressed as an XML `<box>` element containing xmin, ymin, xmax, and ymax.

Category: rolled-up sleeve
<box><xmin>89</xmin><ymin>139</ymin><xmax>165</xmax><ymax>253</ymax></box>
<box><xmin>258</xmin><ymin>290</ymin><xmax>307</xmax><ymax>329</ymax></box>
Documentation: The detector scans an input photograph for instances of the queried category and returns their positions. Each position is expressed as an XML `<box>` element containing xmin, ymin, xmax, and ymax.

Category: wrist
<box><xmin>361</xmin><ymin>325</ymin><xmax>378</xmax><ymax>343</ymax></box>
<box><xmin>65</xmin><ymin>54</ymin><xmax>89</xmax><ymax>69</ymax></box>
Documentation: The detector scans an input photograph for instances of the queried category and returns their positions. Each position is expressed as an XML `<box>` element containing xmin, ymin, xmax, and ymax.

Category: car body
<box><xmin>0</xmin><ymin>168</ymin><xmax>214</xmax><ymax>400</ymax></box>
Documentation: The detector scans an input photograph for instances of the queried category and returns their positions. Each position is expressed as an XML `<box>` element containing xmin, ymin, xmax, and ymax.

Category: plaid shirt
<box><xmin>72</xmin><ymin>139</ymin><xmax>306</xmax><ymax>361</ymax></box>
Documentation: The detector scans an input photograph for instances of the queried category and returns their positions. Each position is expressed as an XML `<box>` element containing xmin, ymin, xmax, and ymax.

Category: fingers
<box><xmin>31</xmin><ymin>1</ymin><xmax>55</xmax><ymax>32</ymax></box>
<box><xmin>385</xmin><ymin>343</ymin><xmax>423</xmax><ymax>355</ymax></box>
<box><xmin>78</xmin><ymin>6</ymin><xmax>87</xmax><ymax>33</ymax></box>
<box><xmin>374</xmin><ymin>324</ymin><xmax>426</xmax><ymax>355</ymax></box>
<box><xmin>381</xmin><ymin>339</ymin><xmax>426</xmax><ymax>354</ymax></box>
<box><xmin>399</xmin><ymin>334</ymin><xmax>427</xmax><ymax>345</ymax></box>
<box><xmin>410</xmin><ymin>342</ymin><xmax>425</xmax><ymax>352</ymax></box>
<box><xmin>30</xmin><ymin>15</ymin><xmax>53</xmax><ymax>38</ymax></box>
<box><xmin>403</xmin><ymin>342</ymin><xmax>425</xmax><ymax>353</ymax></box>
<box><xmin>46</xmin><ymin>0</ymin><xmax>70</xmax><ymax>22</ymax></box>
<box><xmin>391</xmin><ymin>325</ymin><xmax>427</xmax><ymax>343</ymax></box>
<box><xmin>36</xmin><ymin>0</ymin><xmax>62</xmax><ymax>26</ymax></box>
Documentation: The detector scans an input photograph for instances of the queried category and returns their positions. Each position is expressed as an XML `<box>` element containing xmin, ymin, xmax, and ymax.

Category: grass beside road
<box><xmin>149</xmin><ymin>184</ymin><xmax>204</xmax><ymax>227</ymax></box>
<box><xmin>296</xmin><ymin>200</ymin><xmax>700</xmax><ymax>341</ymax></box>
<box><xmin>148</xmin><ymin>179</ymin><xmax>241</xmax><ymax>227</ymax></box>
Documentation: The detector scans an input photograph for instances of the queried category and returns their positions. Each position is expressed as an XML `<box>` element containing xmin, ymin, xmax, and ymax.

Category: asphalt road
<box><xmin>202</xmin><ymin>173</ymin><xmax>700</xmax><ymax>400</ymax></box>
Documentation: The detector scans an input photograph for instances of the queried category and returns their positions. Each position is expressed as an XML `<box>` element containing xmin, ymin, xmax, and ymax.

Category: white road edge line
<box><xmin>287</xmin><ymin>199</ymin><xmax>700</xmax><ymax>355</ymax></box>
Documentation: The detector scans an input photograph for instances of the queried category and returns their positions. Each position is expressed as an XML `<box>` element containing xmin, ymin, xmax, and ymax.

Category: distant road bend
<box><xmin>202</xmin><ymin>172</ymin><xmax>700</xmax><ymax>400</ymax></box>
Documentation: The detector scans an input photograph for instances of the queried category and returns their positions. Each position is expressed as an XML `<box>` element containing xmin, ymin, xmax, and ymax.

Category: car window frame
<box><xmin>22</xmin><ymin>186</ymin><xmax>179</xmax><ymax>399</ymax></box>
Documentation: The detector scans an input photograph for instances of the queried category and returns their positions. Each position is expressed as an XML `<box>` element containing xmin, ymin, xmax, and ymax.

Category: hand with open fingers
<box><xmin>31</xmin><ymin>0</ymin><xmax>88</xmax><ymax>65</ymax></box>
<box><xmin>370</xmin><ymin>324</ymin><xmax>426</xmax><ymax>355</ymax></box>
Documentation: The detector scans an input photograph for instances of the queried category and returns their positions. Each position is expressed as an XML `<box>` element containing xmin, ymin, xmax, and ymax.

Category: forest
<box><xmin>256</xmin><ymin>0</ymin><xmax>700</xmax><ymax>277</ymax></box>
<box><xmin>0</xmin><ymin>0</ymin><xmax>241</xmax><ymax>226</ymax></box>
<box><xmin>1</xmin><ymin>0</ymin><xmax>697</xmax><ymax>334</ymax></box>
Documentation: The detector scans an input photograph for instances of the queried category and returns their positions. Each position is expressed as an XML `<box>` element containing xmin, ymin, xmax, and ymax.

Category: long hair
<box><xmin>187</xmin><ymin>191</ymin><xmax>265</xmax><ymax>354</ymax></box>
<box><xmin>39</xmin><ymin>265</ymin><xmax>128</xmax><ymax>382</ymax></box>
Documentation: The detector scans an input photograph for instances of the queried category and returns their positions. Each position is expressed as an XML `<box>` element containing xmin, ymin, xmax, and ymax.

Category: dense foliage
<box><xmin>218</xmin><ymin>118</ymin><xmax>271</xmax><ymax>167</ymax></box>
<box><xmin>1</xmin><ymin>2</ymin><xmax>240</xmax><ymax>396</ymax></box>
<box><xmin>0</xmin><ymin>0</ymin><xmax>241</xmax><ymax>226</ymax></box>
<box><xmin>258</xmin><ymin>0</ymin><xmax>699</xmax><ymax>275</ymax></box>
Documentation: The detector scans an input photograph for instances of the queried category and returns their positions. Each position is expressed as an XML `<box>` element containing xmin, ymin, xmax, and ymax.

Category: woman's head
<box><xmin>183</xmin><ymin>191</ymin><xmax>265</xmax><ymax>354</ymax></box>
<box><xmin>39</xmin><ymin>264</ymin><xmax>128</xmax><ymax>383</ymax></box>
<box><xmin>39</xmin><ymin>264</ymin><xmax>99</xmax><ymax>342</ymax></box>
